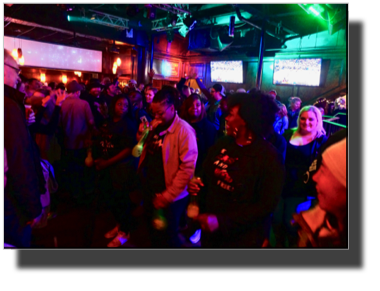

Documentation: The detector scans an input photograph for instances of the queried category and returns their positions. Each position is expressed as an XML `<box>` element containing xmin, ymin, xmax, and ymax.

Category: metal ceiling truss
<box><xmin>151</xmin><ymin>4</ymin><xmax>191</xmax><ymax>15</ymax></box>
<box><xmin>151</xmin><ymin>16</ymin><xmax>185</xmax><ymax>32</ymax></box>
<box><xmin>87</xmin><ymin>9</ymin><xmax>129</xmax><ymax>30</ymax></box>
<box><xmin>4</xmin><ymin>17</ymin><xmax>116</xmax><ymax>44</ymax></box>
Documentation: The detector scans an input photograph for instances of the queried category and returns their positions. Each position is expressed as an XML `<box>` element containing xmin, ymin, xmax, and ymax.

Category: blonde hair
<box><xmin>296</xmin><ymin>105</ymin><xmax>326</xmax><ymax>137</ymax></box>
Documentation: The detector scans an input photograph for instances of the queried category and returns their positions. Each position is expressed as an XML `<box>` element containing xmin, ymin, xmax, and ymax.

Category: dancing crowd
<box><xmin>4</xmin><ymin>48</ymin><xmax>347</xmax><ymax>248</ymax></box>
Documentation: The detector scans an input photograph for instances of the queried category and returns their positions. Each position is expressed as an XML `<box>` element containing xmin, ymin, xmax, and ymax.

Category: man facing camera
<box><xmin>137</xmin><ymin>86</ymin><xmax>198</xmax><ymax>247</ymax></box>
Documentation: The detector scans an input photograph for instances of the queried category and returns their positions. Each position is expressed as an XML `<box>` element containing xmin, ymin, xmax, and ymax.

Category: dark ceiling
<box><xmin>4</xmin><ymin>4</ymin><xmax>347</xmax><ymax>55</ymax></box>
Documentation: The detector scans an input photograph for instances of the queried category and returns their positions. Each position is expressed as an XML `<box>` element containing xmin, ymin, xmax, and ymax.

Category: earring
<box><xmin>246</xmin><ymin>133</ymin><xmax>253</xmax><ymax>144</ymax></box>
<box><xmin>233</xmin><ymin>127</ymin><xmax>238</xmax><ymax>137</ymax></box>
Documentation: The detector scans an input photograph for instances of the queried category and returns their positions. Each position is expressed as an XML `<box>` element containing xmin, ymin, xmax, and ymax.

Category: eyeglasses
<box><xmin>153</xmin><ymin>105</ymin><xmax>172</xmax><ymax>118</ymax></box>
<box><xmin>5</xmin><ymin>63</ymin><xmax>21</xmax><ymax>75</ymax></box>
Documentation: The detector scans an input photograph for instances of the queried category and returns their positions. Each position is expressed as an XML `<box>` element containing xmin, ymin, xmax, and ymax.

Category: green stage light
<box><xmin>67</xmin><ymin>15</ymin><xmax>71</xmax><ymax>21</ymax></box>
<box><xmin>308</xmin><ymin>6</ymin><xmax>320</xmax><ymax>16</ymax></box>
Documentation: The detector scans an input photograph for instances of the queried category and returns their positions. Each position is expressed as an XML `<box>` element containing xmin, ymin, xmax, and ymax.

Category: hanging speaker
<box><xmin>229</xmin><ymin>16</ymin><xmax>235</xmax><ymax>37</ymax></box>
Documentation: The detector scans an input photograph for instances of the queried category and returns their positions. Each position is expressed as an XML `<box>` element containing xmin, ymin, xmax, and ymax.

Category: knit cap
<box><xmin>321</xmin><ymin>138</ymin><xmax>346</xmax><ymax>187</ymax></box>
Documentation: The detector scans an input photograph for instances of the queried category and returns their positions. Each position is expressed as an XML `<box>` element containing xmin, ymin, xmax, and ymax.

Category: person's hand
<box><xmin>153</xmin><ymin>194</ymin><xmax>170</xmax><ymax>209</ymax></box>
<box><xmin>55</xmin><ymin>89</ymin><xmax>67</xmax><ymax>106</ymax></box>
<box><xmin>189</xmin><ymin>71</ymin><xmax>198</xmax><ymax>79</ymax></box>
<box><xmin>149</xmin><ymin>119</ymin><xmax>162</xmax><ymax>131</ymax></box>
<box><xmin>188</xmin><ymin>177</ymin><xmax>204</xmax><ymax>195</ymax></box>
<box><xmin>197</xmin><ymin>214</ymin><xmax>219</xmax><ymax>232</ymax></box>
<box><xmin>138</xmin><ymin>122</ymin><xmax>145</xmax><ymax>134</ymax></box>
<box><xmin>94</xmin><ymin>158</ymin><xmax>110</xmax><ymax>171</ymax></box>
<box><xmin>41</xmin><ymin>95</ymin><xmax>51</xmax><ymax>107</ymax></box>
<box><xmin>26</xmin><ymin>111</ymin><xmax>36</xmax><ymax>126</ymax></box>
<box><xmin>148</xmin><ymin>69</ymin><xmax>155</xmax><ymax>79</ymax></box>
<box><xmin>25</xmin><ymin>105</ymin><xmax>35</xmax><ymax>126</ymax></box>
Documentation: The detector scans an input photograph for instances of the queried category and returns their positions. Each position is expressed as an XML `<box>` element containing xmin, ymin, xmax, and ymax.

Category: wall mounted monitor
<box><xmin>4</xmin><ymin>36</ymin><xmax>102</xmax><ymax>72</ymax></box>
<box><xmin>210</xmin><ymin>60</ymin><xmax>243</xmax><ymax>84</ymax></box>
<box><xmin>273</xmin><ymin>58</ymin><xmax>322</xmax><ymax>86</ymax></box>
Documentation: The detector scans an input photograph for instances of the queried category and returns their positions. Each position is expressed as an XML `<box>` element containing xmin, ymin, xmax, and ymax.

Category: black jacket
<box><xmin>4</xmin><ymin>85</ymin><xmax>43</xmax><ymax>224</ymax></box>
<box><xmin>199</xmin><ymin>136</ymin><xmax>285</xmax><ymax>247</ymax></box>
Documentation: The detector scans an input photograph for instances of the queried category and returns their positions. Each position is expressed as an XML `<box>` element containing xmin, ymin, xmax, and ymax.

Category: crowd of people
<box><xmin>4</xmin><ymin>48</ymin><xmax>347</xmax><ymax>248</ymax></box>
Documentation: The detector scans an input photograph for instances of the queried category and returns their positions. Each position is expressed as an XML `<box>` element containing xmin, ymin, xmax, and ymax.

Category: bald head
<box><xmin>4</xmin><ymin>49</ymin><xmax>21</xmax><ymax>88</ymax></box>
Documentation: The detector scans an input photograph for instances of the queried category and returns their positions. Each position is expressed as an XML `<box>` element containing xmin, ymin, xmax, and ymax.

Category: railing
<box><xmin>323</xmin><ymin>113</ymin><xmax>346</xmax><ymax>137</ymax></box>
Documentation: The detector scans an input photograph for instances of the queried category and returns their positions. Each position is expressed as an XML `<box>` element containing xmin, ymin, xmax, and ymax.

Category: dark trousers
<box><xmin>97</xmin><ymin>162</ymin><xmax>136</xmax><ymax>234</ymax></box>
<box><xmin>4</xmin><ymin>214</ymin><xmax>32</xmax><ymax>248</ymax></box>
<box><xmin>144</xmin><ymin>195</ymin><xmax>189</xmax><ymax>248</ymax></box>
<box><xmin>62</xmin><ymin>148</ymin><xmax>87</xmax><ymax>199</ymax></box>
<box><xmin>271</xmin><ymin>197</ymin><xmax>307</xmax><ymax>247</ymax></box>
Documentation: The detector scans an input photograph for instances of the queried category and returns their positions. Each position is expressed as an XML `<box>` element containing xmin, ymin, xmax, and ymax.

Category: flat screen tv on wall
<box><xmin>273</xmin><ymin>58</ymin><xmax>322</xmax><ymax>86</ymax></box>
<box><xmin>210</xmin><ymin>60</ymin><xmax>243</xmax><ymax>84</ymax></box>
<box><xmin>4</xmin><ymin>36</ymin><xmax>102</xmax><ymax>72</ymax></box>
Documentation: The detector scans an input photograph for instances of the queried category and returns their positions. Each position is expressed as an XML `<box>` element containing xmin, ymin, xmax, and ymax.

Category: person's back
<box><xmin>60</xmin><ymin>96</ymin><xmax>93</xmax><ymax>149</ymax></box>
<box><xmin>59</xmin><ymin>81</ymin><xmax>95</xmax><ymax>201</ymax></box>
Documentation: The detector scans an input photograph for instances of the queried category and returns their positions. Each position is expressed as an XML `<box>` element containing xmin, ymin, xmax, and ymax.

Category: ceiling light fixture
<box><xmin>17</xmin><ymin>48</ymin><xmax>23</xmax><ymax>59</ymax></box>
<box><xmin>229</xmin><ymin>16</ymin><xmax>235</xmax><ymax>37</ymax></box>
<box><xmin>19</xmin><ymin>56</ymin><xmax>24</xmax><ymax>66</ymax></box>
<box><xmin>11</xmin><ymin>48</ymin><xmax>18</xmax><ymax>60</ymax></box>
<box><xmin>145</xmin><ymin>4</ymin><xmax>157</xmax><ymax>20</ymax></box>
<box><xmin>166</xmin><ymin>30</ymin><xmax>174</xmax><ymax>43</ymax></box>
<box><xmin>110</xmin><ymin>40</ymin><xmax>120</xmax><ymax>54</ymax></box>
<box><xmin>178</xmin><ymin>14</ymin><xmax>197</xmax><ymax>37</ymax></box>
<box><xmin>40</xmin><ymin>73</ymin><xmax>46</xmax><ymax>83</ymax></box>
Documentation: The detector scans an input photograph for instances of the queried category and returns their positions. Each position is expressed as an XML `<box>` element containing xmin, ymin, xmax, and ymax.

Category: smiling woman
<box><xmin>272</xmin><ymin>105</ymin><xmax>328</xmax><ymax>247</ymax></box>
<box><xmin>187</xmin><ymin>92</ymin><xmax>285</xmax><ymax>248</ymax></box>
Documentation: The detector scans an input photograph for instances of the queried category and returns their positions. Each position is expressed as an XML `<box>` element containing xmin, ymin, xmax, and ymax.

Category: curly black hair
<box><xmin>109</xmin><ymin>93</ymin><xmax>132</xmax><ymax>119</ymax></box>
<box><xmin>227</xmin><ymin>92</ymin><xmax>279</xmax><ymax>138</ymax></box>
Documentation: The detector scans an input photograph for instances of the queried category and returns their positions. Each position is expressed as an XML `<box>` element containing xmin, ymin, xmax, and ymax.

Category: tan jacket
<box><xmin>138</xmin><ymin>114</ymin><xmax>198</xmax><ymax>202</ymax></box>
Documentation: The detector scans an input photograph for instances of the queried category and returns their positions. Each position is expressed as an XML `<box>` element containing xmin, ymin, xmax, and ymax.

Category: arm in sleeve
<box><xmin>216</xmin><ymin>151</ymin><xmax>286</xmax><ymax>237</ymax></box>
<box><xmin>162</xmin><ymin>127</ymin><xmax>198</xmax><ymax>202</ymax></box>
<box><xmin>176</xmin><ymin>78</ymin><xmax>187</xmax><ymax>94</ymax></box>
<box><xmin>4</xmin><ymin>101</ymin><xmax>42</xmax><ymax>222</ymax></box>
<box><xmin>195</xmin><ymin>78</ymin><xmax>212</xmax><ymax>101</ymax></box>
<box><xmin>84</xmin><ymin>102</ymin><xmax>95</xmax><ymax>128</ymax></box>
<box><xmin>30</xmin><ymin>106</ymin><xmax>61</xmax><ymax>135</ymax></box>
<box><xmin>281</xmin><ymin>116</ymin><xmax>289</xmax><ymax>134</ymax></box>
<box><xmin>34</xmin><ymin>105</ymin><xmax>46</xmax><ymax>126</ymax></box>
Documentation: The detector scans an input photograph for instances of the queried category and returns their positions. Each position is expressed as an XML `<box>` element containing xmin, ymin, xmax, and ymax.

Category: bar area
<box><xmin>4</xmin><ymin>4</ymin><xmax>347</xmax><ymax>249</ymax></box>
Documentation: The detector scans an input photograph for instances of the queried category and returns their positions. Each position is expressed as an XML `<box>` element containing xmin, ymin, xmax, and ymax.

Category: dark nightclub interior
<box><xmin>4</xmin><ymin>3</ymin><xmax>347</xmax><ymax>249</ymax></box>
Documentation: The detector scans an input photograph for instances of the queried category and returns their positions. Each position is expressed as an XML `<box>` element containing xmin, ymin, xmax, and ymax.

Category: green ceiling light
<box><xmin>309</xmin><ymin>4</ymin><xmax>326</xmax><ymax>17</ymax></box>
<box><xmin>308</xmin><ymin>6</ymin><xmax>320</xmax><ymax>16</ymax></box>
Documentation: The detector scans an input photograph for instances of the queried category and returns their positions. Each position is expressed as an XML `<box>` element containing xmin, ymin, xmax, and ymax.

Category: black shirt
<box><xmin>94</xmin><ymin>117</ymin><xmax>137</xmax><ymax>163</ymax></box>
<box><xmin>282</xmin><ymin>141</ymin><xmax>314</xmax><ymax>198</ymax></box>
<box><xmin>189</xmin><ymin>117</ymin><xmax>217</xmax><ymax>175</ymax></box>
<box><xmin>143</xmin><ymin>128</ymin><xmax>167</xmax><ymax>195</ymax></box>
